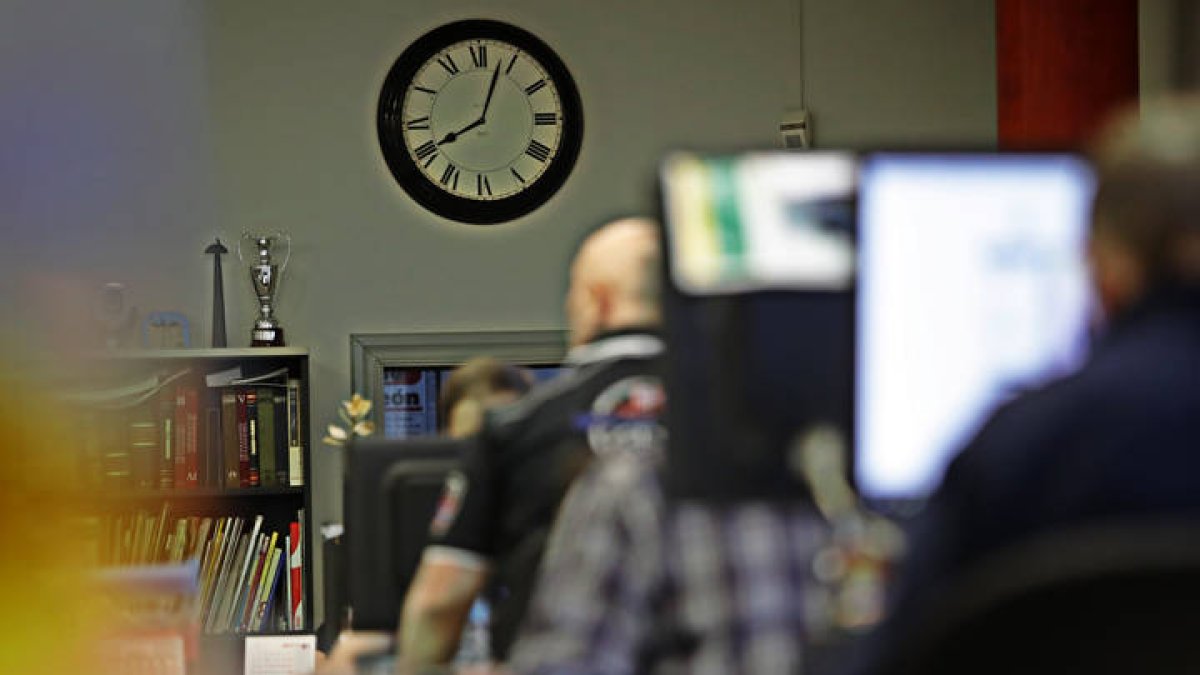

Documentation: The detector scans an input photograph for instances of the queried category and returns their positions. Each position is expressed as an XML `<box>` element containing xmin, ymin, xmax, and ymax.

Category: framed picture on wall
<box><xmin>350</xmin><ymin>329</ymin><xmax>567</xmax><ymax>438</ymax></box>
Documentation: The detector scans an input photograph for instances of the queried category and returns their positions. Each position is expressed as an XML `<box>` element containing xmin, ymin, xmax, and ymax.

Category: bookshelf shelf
<box><xmin>88</xmin><ymin>347</ymin><xmax>310</xmax><ymax>361</ymax></box>
<box><xmin>99</xmin><ymin>486</ymin><xmax>306</xmax><ymax>501</ymax></box>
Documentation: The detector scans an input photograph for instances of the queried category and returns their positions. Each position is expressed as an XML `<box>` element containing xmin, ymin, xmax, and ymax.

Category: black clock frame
<box><xmin>377</xmin><ymin>20</ymin><xmax>584</xmax><ymax>225</ymax></box>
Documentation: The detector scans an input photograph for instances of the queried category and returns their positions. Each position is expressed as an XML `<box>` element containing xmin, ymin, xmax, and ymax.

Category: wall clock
<box><xmin>378</xmin><ymin>20</ymin><xmax>584</xmax><ymax>224</ymax></box>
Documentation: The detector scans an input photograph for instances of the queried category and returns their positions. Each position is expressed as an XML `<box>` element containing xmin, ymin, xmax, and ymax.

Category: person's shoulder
<box><xmin>483</xmin><ymin>335</ymin><xmax>665</xmax><ymax>439</ymax></box>
<box><xmin>938</xmin><ymin>370</ymin><xmax>1092</xmax><ymax>495</ymax></box>
<box><xmin>481</xmin><ymin>366</ymin><xmax>593</xmax><ymax>440</ymax></box>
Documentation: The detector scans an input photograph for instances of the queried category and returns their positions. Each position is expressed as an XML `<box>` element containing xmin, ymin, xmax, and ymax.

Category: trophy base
<box><xmin>251</xmin><ymin>327</ymin><xmax>285</xmax><ymax>347</ymax></box>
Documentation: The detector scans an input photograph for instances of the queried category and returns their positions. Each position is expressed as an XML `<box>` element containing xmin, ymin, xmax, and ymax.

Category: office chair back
<box><xmin>880</xmin><ymin>520</ymin><xmax>1200</xmax><ymax>675</ymax></box>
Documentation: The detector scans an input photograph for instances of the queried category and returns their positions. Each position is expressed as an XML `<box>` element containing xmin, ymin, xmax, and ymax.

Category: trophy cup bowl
<box><xmin>238</xmin><ymin>232</ymin><xmax>291</xmax><ymax>347</ymax></box>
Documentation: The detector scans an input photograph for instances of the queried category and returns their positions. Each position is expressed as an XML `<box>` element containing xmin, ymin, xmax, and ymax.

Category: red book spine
<box><xmin>236</xmin><ymin>389</ymin><xmax>250</xmax><ymax>488</ymax></box>
<box><xmin>289</xmin><ymin>522</ymin><xmax>303</xmax><ymax>629</ymax></box>
<box><xmin>183</xmin><ymin>386</ymin><xmax>200</xmax><ymax>488</ymax></box>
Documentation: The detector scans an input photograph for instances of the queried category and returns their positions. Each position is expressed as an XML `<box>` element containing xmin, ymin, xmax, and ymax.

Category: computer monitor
<box><xmin>657</xmin><ymin>151</ymin><xmax>858</xmax><ymax>501</ymax></box>
<box><xmin>343</xmin><ymin>435</ymin><xmax>468</xmax><ymax>630</ymax></box>
<box><xmin>855</xmin><ymin>152</ymin><xmax>1097</xmax><ymax>508</ymax></box>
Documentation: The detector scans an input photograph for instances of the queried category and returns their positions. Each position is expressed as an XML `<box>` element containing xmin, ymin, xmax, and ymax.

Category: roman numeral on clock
<box><xmin>415</xmin><ymin>140</ymin><xmax>438</xmax><ymax>161</ymax></box>
<box><xmin>524</xmin><ymin>78</ymin><xmax>547</xmax><ymax>96</ymax></box>
<box><xmin>438</xmin><ymin>54</ymin><xmax>460</xmax><ymax>75</ymax></box>
<box><xmin>510</xmin><ymin>167</ymin><xmax>526</xmax><ymax>184</ymax></box>
<box><xmin>470</xmin><ymin>44</ymin><xmax>488</xmax><ymax>68</ymax></box>
<box><xmin>477</xmin><ymin>173</ymin><xmax>492</xmax><ymax>197</ymax></box>
<box><xmin>534</xmin><ymin>112</ymin><xmax>557</xmax><ymax>126</ymax></box>
<box><xmin>506</xmin><ymin>53</ymin><xmax>519</xmax><ymax>74</ymax></box>
<box><xmin>525</xmin><ymin>139</ymin><xmax>551</xmax><ymax>162</ymax></box>
<box><xmin>440</xmin><ymin>163</ymin><xmax>460</xmax><ymax>190</ymax></box>
<box><xmin>406</xmin><ymin>116</ymin><xmax>430</xmax><ymax>130</ymax></box>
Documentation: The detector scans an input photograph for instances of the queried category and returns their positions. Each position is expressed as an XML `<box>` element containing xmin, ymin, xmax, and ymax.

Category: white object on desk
<box><xmin>244</xmin><ymin>634</ymin><xmax>317</xmax><ymax>675</ymax></box>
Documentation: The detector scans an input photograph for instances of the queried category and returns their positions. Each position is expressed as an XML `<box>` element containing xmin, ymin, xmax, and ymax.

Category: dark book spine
<box><xmin>102</xmin><ymin>409</ymin><xmax>132</xmax><ymax>490</ymax></box>
<box><xmin>257</xmin><ymin>387</ymin><xmax>276</xmax><ymax>488</ymax></box>
<box><xmin>246</xmin><ymin>388</ymin><xmax>260</xmax><ymax>487</ymax></box>
<box><xmin>159</xmin><ymin>391</ymin><xmax>175</xmax><ymax>490</ymax></box>
<box><xmin>205</xmin><ymin>405</ymin><xmax>221</xmax><ymax>488</ymax></box>
<box><xmin>183</xmin><ymin>386</ymin><xmax>200</xmax><ymax>488</ymax></box>
<box><xmin>273</xmin><ymin>390</ymin><xmax>289</xmax><ymax>487</ymax></box>
<box><xmin>221</xmin><ymin>391</ymin><xmax>240</xmax><ymax>489</ymax></box>
<box><xmin>174</xmin><ymin>386</ymin><xmax>188</xmax><ymax>488</ymax></box>
<box><xmin>286</xmin><ymin>379</ymin><xmax>303</xmax><ymax>487</ymax></box>
<box><xmin>236</xmin><ymin>389</ymin><xmax>251</xmax><ymax>488</ymax></box>
<box><xmin>128</xmin><ymin>403</ymin><xmax>158</xmax><ymax>491</ymax></box>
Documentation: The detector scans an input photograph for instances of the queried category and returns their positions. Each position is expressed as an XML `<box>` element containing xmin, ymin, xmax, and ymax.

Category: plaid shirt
<box><xmin>509</xmin><ymin>450</ymin><xmax>828</xmax><ymax>675</ymax></box>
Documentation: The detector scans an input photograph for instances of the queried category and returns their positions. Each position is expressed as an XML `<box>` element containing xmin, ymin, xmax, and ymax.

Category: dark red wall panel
<box><xmin>997</xmin><ymin>0</ymin><xmax>1139</xmax><ymax>148</ymax></box>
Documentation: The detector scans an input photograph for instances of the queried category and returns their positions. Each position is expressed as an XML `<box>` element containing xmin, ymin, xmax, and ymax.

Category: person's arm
<box><xmin>399</xmin><ymin>548</ymin><xmax>489</xmax><ymax>667</ymax></box>
<box><xmin>397</xmin><ymin>437</ymin><xmax>497</xmax><ymax>671</ymax></box>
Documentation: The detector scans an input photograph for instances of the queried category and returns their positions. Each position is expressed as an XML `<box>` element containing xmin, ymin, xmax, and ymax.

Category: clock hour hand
<box><xmin>437</xmin><ymin>117</ymin><xmax>485</xmax><ymax>145</ymax></box>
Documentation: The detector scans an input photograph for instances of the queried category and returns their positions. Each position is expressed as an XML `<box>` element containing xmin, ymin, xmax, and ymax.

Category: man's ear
<box><xmin>588</xmin><ymin>281</ymin><xmax>613</xmax><ymax>323</ymax></box>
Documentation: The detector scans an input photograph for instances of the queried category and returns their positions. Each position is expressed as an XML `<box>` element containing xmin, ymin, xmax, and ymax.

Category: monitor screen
<box><xmin>855</xmin><ymin>153</ymin><xmax>1097</xmax><ymax>505</ymax></box>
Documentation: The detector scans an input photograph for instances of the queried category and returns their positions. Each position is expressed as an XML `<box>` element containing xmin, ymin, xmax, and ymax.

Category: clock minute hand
<box><xmin>479</xmin><ymin>62</ymin><xmax>502</xmax><ymax>120</ymax></box>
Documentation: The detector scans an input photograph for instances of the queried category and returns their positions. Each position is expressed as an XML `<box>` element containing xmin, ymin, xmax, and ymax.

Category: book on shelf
<box><xmin>221</xmin><ymin>391</ymin><xmax>240</xmax><ymax>489</ymax></box>
<box><xmin>247</xmin><ymin>389</ymin><xmax>261</xmax><ymax>488</ymax></box>
<box><xmin>273</xmin><ymin>390</ymin><xmax>289</xmax><ymax>487</ymax></box>
<box><xmin>211</xmin><ymin>532</ymin><xmax>250</xmax><ymax>633</ymax></box>
<box><xmin>219</xmin><ymin>515</ymin><xmax>263</xmax><ymax>632</ymax></box>
<box><xmin>289</xmin><ymin>519</ymin><xmax>303</xmax><ymax>630</ymax></box>
<box><xmin>160</xmin><ymin>391</ymin><xmax>175</xmax><ymax>490</ymax></box>
<box><xmin>252</xmin><ymin>546</ymin><xmax>284</xmax><ymax>632</ymax></box>
<box><xmin>181</xmin><ymin>386</ymin><xmax>200</xmax><ymax>488</ymax></box>
<box><xmin>128</xmin><ymin>402</ymin><xmax>159</xmax><ymax>491</ymax></box>
<box><xmin>240</xmin><ymin>532</ymin><xmax>277</xmax><ymax>631</ymax></box>
<box><xmin>231</xmin><ymin>530</ymin><xmax>270</xmax><ymax>632</ymax></box>
<box><xmin>287</xmin><ymin>379</ymin><xmax>304</xmax><ymax>487</ymax></box>
<box><xmin>283</xmin><ymin>533</ymin><xmax>293</xmax><ymax>631</ymax></box>
<box><xmin>203</xmin><ymin>517</ymin><xmax>243</xmax><ymax>631</ymax></box>
<box><xmin>236</xmin><ymin>390</ymin><xmax>251</xmax><ymax>489</ymax></box>
<box><xmin>205</xmin><ymin>405</ymin><xmax>222</xmax><ymax>489</ymax></box>
<box><xmin>257</xmin><ymin>387</ymin><xmax>277</xmax><ymax>488</ymax></box>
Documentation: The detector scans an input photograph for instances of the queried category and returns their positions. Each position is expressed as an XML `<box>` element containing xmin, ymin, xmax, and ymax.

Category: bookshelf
<box><xmin>69</xmin><ymin>347</ymin><xmax>314</xmax><ymax>638</ymax></box>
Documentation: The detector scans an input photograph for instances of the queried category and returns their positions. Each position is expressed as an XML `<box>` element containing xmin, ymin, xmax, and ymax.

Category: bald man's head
<box><xmin>565</xmin><ymin>217</ymin><xmax>662</xmax><ymax>347</ymax></box>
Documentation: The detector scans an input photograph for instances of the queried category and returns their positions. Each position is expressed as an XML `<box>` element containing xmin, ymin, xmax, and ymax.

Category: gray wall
<box><xmin>1</xmin><ymin>0</ymin><xmax>217</xmax><ymax>357</ymax></box>
<box><xmin>2</xmin><ymin>0</ymin><xmax>997</xmax><ymax>621</ymax></box>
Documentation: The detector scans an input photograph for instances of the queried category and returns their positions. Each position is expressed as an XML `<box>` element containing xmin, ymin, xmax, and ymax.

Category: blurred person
<box><xmin>318</xmin><ymin>358</ymin><xmax>531</xmax><ymax>675</ymax></box>
<box><xmin>862</xmin><ymin>95</ymin><xmax>1200</xmax><ymax>666</ymax></box>
<box><xmin>438</xmin><ymin>357</ymin><xmax>532</xmax><ymax>439</ymax></box>
<box><xmin>398</xmin><ymin>218</ymin><xmax>667</xmax><ymax>672</ymax></box>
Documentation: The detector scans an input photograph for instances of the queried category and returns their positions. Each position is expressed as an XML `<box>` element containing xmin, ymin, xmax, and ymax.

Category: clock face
<box><xmin>378</xmin><ymin>21</ymin><xmax>583</xmax><ymax>224</ymax></box>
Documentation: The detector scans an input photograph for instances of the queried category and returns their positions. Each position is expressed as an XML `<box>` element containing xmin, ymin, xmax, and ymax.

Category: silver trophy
<box><xmin>238</xmin><ymin>232</ymin><xmax>292</xmax><ymax>347</ymax></box>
